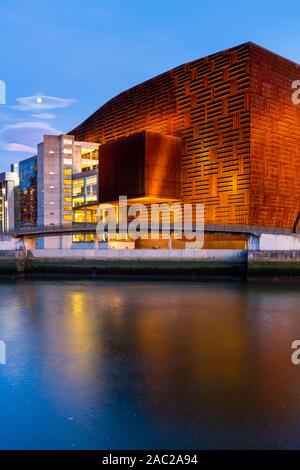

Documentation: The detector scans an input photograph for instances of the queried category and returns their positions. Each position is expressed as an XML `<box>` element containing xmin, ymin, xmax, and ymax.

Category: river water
<box><xmin>0</xmin><ymin>280</ymin><xmax>300</xmax><ymax>449</ymax></box>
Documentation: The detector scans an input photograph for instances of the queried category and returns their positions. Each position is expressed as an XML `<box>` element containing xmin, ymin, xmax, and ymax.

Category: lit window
<box><xmin>86</xmin><ymin>233</ymin><xmax>95</xmax><ymax>242</ymax></box>
<box><xmin>63</xmin><ymin>149</ymin><xmax>72</xmax><ymax>155</ymax></box>
<box><xmin>63</xmin><ymin>158</ymin><xmax>72</xmax><ymax>165</ymax></box>
<box><xmin>63</xmin><ymin>139</ymin><xmax>73</xmax><ymax>145</ymax></box>
<box><xmin>73</xmin><ymin>234</ymin><xmax>85</xmax><ymax>242</ymax></box>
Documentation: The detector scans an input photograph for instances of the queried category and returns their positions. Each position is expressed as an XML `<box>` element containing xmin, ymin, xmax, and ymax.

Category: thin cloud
<box><xmin>0</xmin><ymin>121</ymin><xmax>63</xmax><ymax>156</ymax></box>
<box><xmin>0</xmin><ymin>121</ymin><xmax>62</xmax><ymax>134</ymax></box>
<box><xmin>10</xmin><ymin>95</ymin><xmax>75</xmax><ymax>111</ymax></box>
<box><xmin>1</xmin><ymin>143</ymin><xmax>36</xmax><ymax>153</ymax></box>
<box><xmin>32</xmin><ymin>113</ymin><xmax>56</xmax><ymax>119</ymax></box>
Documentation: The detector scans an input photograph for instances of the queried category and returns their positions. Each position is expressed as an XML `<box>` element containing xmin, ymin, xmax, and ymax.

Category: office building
<box><xmin>36</xmin><ymin>134</ymin><xmax>99</xmax><ymax>248</ymax></box>
<box><xmin>0</xmin><ymin>164</ymin><xmax>19</xmax><ymax>232</ymax></box>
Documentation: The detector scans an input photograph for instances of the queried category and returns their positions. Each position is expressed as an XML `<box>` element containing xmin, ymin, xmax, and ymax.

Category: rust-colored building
<box><xmin>71</xmin><ymin>42</ymin><xmax>300</xmax><ymax>230</ymax></box>
<box><xmin>99</xmin><ymin>131</ymin><xmax>181</xmax><ymax>202</ymax></box>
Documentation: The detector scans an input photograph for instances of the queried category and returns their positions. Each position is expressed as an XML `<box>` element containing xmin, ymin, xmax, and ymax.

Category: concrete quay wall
<box><xmin>24</xmin><ymin>249</ymin><xmax>246</xmax><ymax>279</ymax></box>
<box><xmin>0</xmin><ymin>249</ymin><xmax>299</xmax><ymax>279</ymax></box>
<box><xmin>248</xmin><ymin>250</ymin><xmax>300</xmax><ymax>279</ymax></box>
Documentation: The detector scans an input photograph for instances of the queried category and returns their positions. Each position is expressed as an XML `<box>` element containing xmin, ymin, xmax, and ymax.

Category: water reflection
<box><xmin>0</xmin><ymin>281</ymin><xmax>300</xmax><ymax>449</ymax></box>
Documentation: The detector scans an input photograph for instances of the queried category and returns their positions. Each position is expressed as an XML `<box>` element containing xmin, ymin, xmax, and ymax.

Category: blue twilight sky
<box><xmin>0</xmin><ymin>0</ymin><xmax>300</xmax><ymax>170</ymax></box>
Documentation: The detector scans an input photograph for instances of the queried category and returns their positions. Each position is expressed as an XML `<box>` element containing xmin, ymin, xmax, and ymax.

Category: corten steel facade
<box><xmin>99</xmin><ymin>131</ymin><xmax>181</xmax><ymax>202</ymax></box>
<box><xmin>71</xmin><ymin>42</ymin><xmax>300</xmax><ymax>230</ymax></box>
<box><xmin>250</xmin><ymin>46</ymin><xmax>300</xmax><ymax>229</ymax></box>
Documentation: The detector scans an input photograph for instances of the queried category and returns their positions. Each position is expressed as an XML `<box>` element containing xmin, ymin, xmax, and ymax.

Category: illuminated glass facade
<box><xmin>72</xmin><ymin>170</ymin><xmax>98</xmax><ymax>209</ymax></box>
<box><xmin>80</xmin><ymin>149</ymin><xmax>99</xmax><ymax>172</ymax></box>
<box><xmin>72</xmin><ymin>170</ymin><xmax>98</xmax><ymax>243</ymax></box>
<box><xmin>19</xmin><ymin>156</ymin><xmax>37</xmax><ymax>225</ymax></box>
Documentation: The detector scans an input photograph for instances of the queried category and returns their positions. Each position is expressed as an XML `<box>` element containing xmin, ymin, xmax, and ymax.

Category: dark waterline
<box><xmin>0</xmin><ymin>279</ymin><xmax>300</xmax><ymax>450</ymax></box>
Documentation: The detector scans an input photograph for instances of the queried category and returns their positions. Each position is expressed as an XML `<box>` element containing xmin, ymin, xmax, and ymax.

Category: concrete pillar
<box><xmin>24</xmin><ymin>236</ymin><xmax>36</xmax><ymax>253</ymax></box>
<box><xmin>248</xmin><ymin>234</ymin><xmax>260</xmax><ymax>251</ymax></box>
<box><xmin>168</xmin><ymin>237</ymin><xmax>172</xmax><ymax>250</ymax></box>
<box><xmin>94</xmin><ymin>235</ymin><xmax>99</xmax><ymax>250</ymax></box>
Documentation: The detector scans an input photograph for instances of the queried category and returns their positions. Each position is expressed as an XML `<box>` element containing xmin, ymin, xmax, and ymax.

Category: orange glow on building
<box><xmin>71</xmin><ymin>43</ymin><xmax>300</xmax><ymax>230</ymax></box>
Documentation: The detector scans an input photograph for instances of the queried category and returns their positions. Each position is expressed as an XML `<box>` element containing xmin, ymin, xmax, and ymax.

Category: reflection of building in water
<box><xmin>1</xmin><ymin>281</ymin><xmax>300</xmax><ymax>447</ymax></box>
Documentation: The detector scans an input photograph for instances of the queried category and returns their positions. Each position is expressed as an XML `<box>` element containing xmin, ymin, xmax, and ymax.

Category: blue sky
<box><xmin>0</xmin><ymin>0</ymin><xmax>300</xmax><ymax>170</ymax></box>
